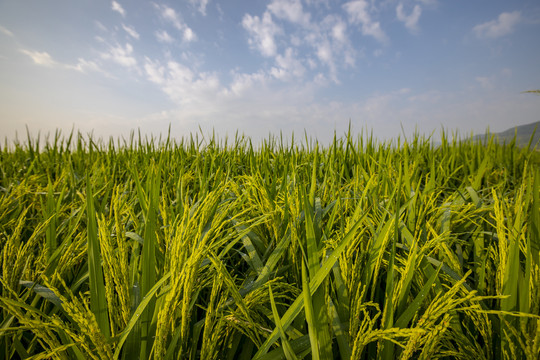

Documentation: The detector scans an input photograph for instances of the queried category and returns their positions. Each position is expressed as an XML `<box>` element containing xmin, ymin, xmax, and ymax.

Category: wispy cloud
<box><xmin>242</xmin><ymin>11</ymin><xmax>283</xmax><ymax>57</ymax></box>
<box><xmin>68</xmin><ymin>58</ymin><xmax>112</xmax><ymax>77</ymax></box>
<box><xmin>343</xmin><ymin>0</ymin><xmax>388</xmax><ymax>43</ymax></box>
<box><xmin>268</xmin><ymin>0</ymin><xmax>311</xmax><ymax>26</ymax></box>
<box><xmin>144</xmin><ymin>58</ymin><xmax>220</xmax><ymax>105</ymax></box>
<box><xmin>156</xmin><ymin>4</ymin><xmax>183</xmax><ymax>29</ymax></box>
<box><xmin>20</xmin><ymin>49</ymin><xmax>56</xmax><ymax>67</ymax></box>
<box><xmin>241</xmin><ymin>4</ymin><xmax>355</xmax><ymax>83</ymax></box>
<box><xmin>270</xmin><ymin>47</ymin><xmax>306</xmax><ymax>81</ymax></box>
<box><xmin>155</xmin><ymin>30</ymin><xmax>175</xmax><ymax>43</ymax></box>
<box><xmin>183</xmin><ymin>28</ymin><xmax>196</xmax><ymax>42</ymax></box>
<box><xmin>94</xmin><ymin>21</ymin><xmax>108</xmax><ymax>32</ymax></box>
<box><xmin>101</xmin><ymin>43</ymin><xmax>138</xmax><ymax>69</ymax></box>
<box><xmin>189</xmin><ymin>0</ymin><xmax>210</xmax><ymax>16</ymax></box>
<box><xmin>0</xmin><ymin>25</ymin><xmax>14</xmax><ymax>37</ymax></box>
<box><xmin>111</xmin><ymin>1</ymin><xmax>126</xmax><ymax>17</ymax></box>
<box><xmin>228</xmin><ymin>71</ymin><xmax>268</xmax><ymax>97</ymax></box>
<box><xmin>314</xmin><ymin>39</ymin><xmax>335</xmax><ymax>76</ymax></box>
<box><xmin>330</xmin><ymin>18</ymin><xmax>347</xmax><ymax>44</ymax></box>
<box><xmin>475</xmin><ymin>76</ymin><xmax>493</xmax><ymax>90</ymax></box>
<box><xmin>396</xmin><ymin>3</ymin><xmax>422</xmax><ymax>33</ymax></box>
<box><xmin>320</xmin><ymin>14</ymin><xmax>356</xmax><ymax>70</ymax></box>
<box><xmin>154</xmin><ymin>4</ymin><xmax>197</xmax><ymax>42</ymax></box>
<box><xmin>20</xmin><ymin>47</ymin><xmax>110</xmax><ymax>77</ymax></box>
<box><xmin>144</xmin><ymin>57</ymin><xmax>166</xmax><ymax>84</ymax></box>
<box><xmin>69</xmin><ymin>58</ymin><xmax>101</xmax><ymax>73</ymax></box>
<box><xmin>122</xmin><ymin>24</ymin><xmax>139</xmax><ymax>39</ymax></box>
<box><xmin>473</xmin><ymin>11</ymin><xmax>521</xmax><ymax>39</ymax></box>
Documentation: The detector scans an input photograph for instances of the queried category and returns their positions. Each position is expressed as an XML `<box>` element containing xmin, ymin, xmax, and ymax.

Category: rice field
<box><xmin>0</xmin><ymin>129</ymin><xmax>539</xmax><ymax>359</ymax></box>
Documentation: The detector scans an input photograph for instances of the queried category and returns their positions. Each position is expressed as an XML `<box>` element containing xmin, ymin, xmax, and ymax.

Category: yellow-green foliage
<box><xmin>0</xmin><ymin>129</ymin><xmax>539</xmax><ymax>359</ymax></box>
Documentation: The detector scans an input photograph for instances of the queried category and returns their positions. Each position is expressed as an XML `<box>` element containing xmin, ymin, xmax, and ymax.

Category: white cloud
<box><xmin>144</xmin><ymin>58</ymin><xmax>220</xmax><ymax>105</ymax></box>
<box><xmin>155</xmin><ymin>30</ymin><xmax>174</xmax><ymax>43</ymax></box>
<box><xmin>270</xmin><ymin>47</ymin><xmax>305</xmax><ymax>81</ymax></box>
<box><xmin>95</xmin><ymin>21</ymin><xmax>107</xmax><ymax>32</ymax></box>
<box><xmin>101</xmin><ymin>43</ymin><xmax>137</xmax><ymax>69</ymax></box>
<box><xmin>268</xmin><ymin>0</ymin><xmax>310</xmax><ymax>26</ymax></box>
<box><xmin>316</xmin><ymin>40</ymin><xmax>332</xmax><ymax>65</ymax></box>
<box><xmin>343</xmin><ymin>0</ymin><xmax>388</xmax><ymax>43</ymax></box>
<box><xmin>473</xmin><ymin>11</ymin><xmax>521</xmax><ymax>39</ymax></box>
<box><xmin>69</xmin><ymin>59</ymin><xmax>100</xmax><ymax>73</ymax></box>
<box><xmin>183</xmin><ymin>28</ymin><xmax>196</xmax><ymax>42</ymax></box>
<box><xmin>475</xmin><ymin>76</ymin><xmax>493</xmax><ymax>90</ymax></box>
<box><xmin>20</xmin><ymin>49</ymin><xmax>56</xmax><ymax>67</ymax></box>
<box><xmin>67</xmin><ymin>58</ymin><xmax>113</xmax><ymax>78</ymax></box>
<box><xmin>0</xmin><ymin>25</ymin><xmax>14</xmax><ymax>37</ymax></box>
<box><xmin>189</xmin><ymin>0</ymin><xmax>209</xmax><ymax>16</ymax></box>
<box><xmin>325</xmin><ymin>15</ymin><xmax>356</xmax><ymax>67</ymax></box>
<box><xmin>312</xmin><ymin>39</ymin><xmax>340</xmax><ymax>82</ymax></box>
<box><xmin>111</xmin><ymin>1</ymin><xmax>126</xmax><ymax>17</ymax></box>
<box><xmin>304</xmin><ymin>15</ymin><xmax>356</xmax><ymax>79</ymax></box>
<box><xmin>304</xmin><ymin>0</ymin><xmax>331</xmax><ymax>7</ymax></box>
<box><xmin>242</xmin><ymin>11</ymin><xmax>283</xmax><ymax>57</ymax></box>
<box><xmin>331</xmin><ymin>19</ymin><xmax>347</xmax><ymax>44</ymax></box>
<box><xmin>396</xmin><ymin>3</ymin><xmax>422</xmax><ymax>33</ymax></box>
<box><xmin>242</xmin><ymin>4</ymin><xmax>355</xmax><ymax>82</ymax></box>
<box><xmin>407</xmin><ymin>90</ymin><xmax>441</xmax><ymax>103</ymax></box>
<box><xmin>228</xmin><ymin>71</ymin><xmax>268</xmax><ymax>96</ymax></box>
<box><xmin>501</xmin><ymin>68</ymin><xmax>512</xmax><ymax>77</ymax></box>
<box><xmin>144</xmin><ymin>57</ymin><xmax>166</xmax><ymax>84</ymax></box>
<box><xmin>135</xmin><ymin>66</ymin><xmax>342</xmax><ymax>143</ymax></box>
<box><xmin>156</xmin><ymin>4</ymin><xmax>183</xmax><ymax>30</ymax></box>
<box><xmin>154</xmin><ymin>4</ymin><xmax>197</xmax><ymax>42</ymax></box>
<box><xmin>122</xmin><ymin>24</ymin><xmax>139</xmax><ymax>39</ymax></box>
<box><xmin>20</xmin><ymin>48</ymin><xmax>111</xmax><ymax>77</ymax></box>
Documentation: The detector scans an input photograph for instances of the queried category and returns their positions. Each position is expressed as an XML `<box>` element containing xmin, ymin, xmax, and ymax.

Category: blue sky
<box><xmin>1</xmin><ymin>0</ymin><xmax>539</xmax><ymax>143</ymax></box>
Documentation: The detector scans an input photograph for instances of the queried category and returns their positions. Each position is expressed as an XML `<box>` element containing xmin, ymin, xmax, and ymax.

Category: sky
<box><xmin>1</xmin><ymin>0</ymin><xmax>539</xmax><ymax>144</ymax></box>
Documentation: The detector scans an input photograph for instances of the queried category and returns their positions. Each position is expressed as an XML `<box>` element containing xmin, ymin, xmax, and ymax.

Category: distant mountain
<box><xmin>473</xmin><ymin>121</ymin><xmax>540</xmax><ymax>148</ymax></box>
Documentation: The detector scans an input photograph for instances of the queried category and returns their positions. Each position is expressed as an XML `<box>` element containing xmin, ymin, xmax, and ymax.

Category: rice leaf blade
<box><xmin>86</xmin><ymin>174</ymin><xmax>111</xmax><ymax>339</ymax></box>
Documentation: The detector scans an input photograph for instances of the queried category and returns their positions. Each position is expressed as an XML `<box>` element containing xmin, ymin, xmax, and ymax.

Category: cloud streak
<box><xmin>111</xmin><ymin>1</ymin><xmax>126</xmax><ymax>17</ymax></box>
<box><xmin>189</xmin><ymin>0</ymin><xmax>210</xmax><ymax>16</ymax></box>
<box><xmin>19</xmin><ymin>47</ymin><xmax>111</xmax><ymax>78</ymax></box>
<box><xmin>473</xmin><ymin>11</ymin><xmax>521</xmax><ymax>39</ymax></box>
<box><xmin>122</xmin><ymin>24</ymin><xmax>139</xmax><ymax>39</ymax></box>
<box><xmin>155</xmin><ymin>30</ymin><xmax>174</xmax><ymax>43</ymax></box>
<box><xmin>241</xmin><ymin>3</ymin><xmax>356</xmax><ymax>83</ymax></box>
<box><xmin>101</xmin><ymin>43</ymin><xmax>138</xmax><ymax>70</ymax></box>
<box><xmin>144</xmin><ymin>58</ymin><xmax>220</xmax><ymax>105</ymax></box>
<box><xmin>0</xmin><ymin>25</ymin><xmax>14</xmax><ymax>37</ymax></box>
<box><xmin>396</xmin><ymin>3</ymin><xmax>422</xmax><ymax>33</ymax></box>
<box><xmin>20</xmin><ymin>49</ymin><xmax>56</xmax><ymax>67</ymax></box>
<box><xmin>154</xmin><ymin>4</ymin><xmax>197</xmax><ymax>42</ymax></box>
<box><xmin>268</xmin><ymin>0</ymin><xmax>311</xmax><ymax>26</ymax></box>
<box><xmin>242</xmin><ymin>11</ymin><xmax>283</xmax><ymax>57</ymax></box>
<box><xmin>343</xmin><ymin>0</ymin><xmax>388</xmax><ymax>43</ymax></box>
<box><xmin>270</xmin><ymin>47</ymin><xmax>306</xmax><ymax>81</ymax></box>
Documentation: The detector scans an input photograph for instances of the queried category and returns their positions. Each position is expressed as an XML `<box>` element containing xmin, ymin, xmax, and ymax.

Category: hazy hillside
<box><xmin>474</xmin><ymin>120</ymin><xmax>540</xmax><ymax>148</ymax></box>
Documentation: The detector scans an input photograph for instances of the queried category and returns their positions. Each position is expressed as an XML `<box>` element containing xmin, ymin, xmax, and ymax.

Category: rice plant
<box><xmin>0</xmin><ymin>128</ymin><xmax>539</xmax><ymax>359</ymax></box>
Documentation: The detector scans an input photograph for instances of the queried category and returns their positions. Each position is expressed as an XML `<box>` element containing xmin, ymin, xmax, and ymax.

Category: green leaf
<box><xmin>395</xmin><ymin>263</ymin><xmax>441</xmax><ymax>328</ymax></box>
<box><xmin>253</xmin><ymin>206</ymin><xmax>368</xmax><ymax>358</ymax></box>
<box><xmin>139</xmin><ymin>162</ymin><xmax>161</xmax><ymax>358</ymax></box>
<box><xmin>113</xmin><ymin>272</ymin><xmax>171</xmax><ymax>360</ymax></box>
<box><xmin>19</xmin><ymin>280</ymin><xmax>63</xmax><ymax>308</ymax></box>
<box><xmin>269</xmin><ymin>285</ymin><xmax>298</xmax><ymax>360</ymax></box>
<box><xmin>302</xmin><ymin>261</ymin><xmax>319</xmax><ymax>360</ymax></box>
<box><xmin>302</xmin><ymin>190</ymin><xmax>332</xmax><ymax>359</ymax></box>
<box><xmin>86</xmin><ymin>174</ymin><xmax>111</xmax><ymax>339</ymax></box>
